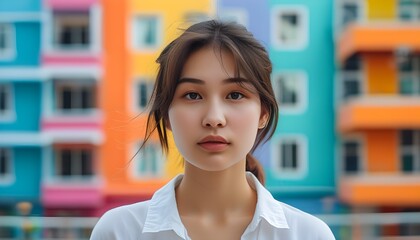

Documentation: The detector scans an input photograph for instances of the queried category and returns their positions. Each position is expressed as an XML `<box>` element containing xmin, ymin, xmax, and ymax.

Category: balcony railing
<box><xmin>1</xmin><ymin>212</ymin><xmax>420</xmax><ymax>239</ymax></box>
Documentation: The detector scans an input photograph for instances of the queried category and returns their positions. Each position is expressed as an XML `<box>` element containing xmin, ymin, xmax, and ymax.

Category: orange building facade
<box><xmin>100</xmin><ymin>0</ymin><xmax>214</xmax><ymax>213</ymax></box>
<box><xmin>335</xmin><ymin>0</ymin><xmax>420</xmax><ymax>237</ymax></box>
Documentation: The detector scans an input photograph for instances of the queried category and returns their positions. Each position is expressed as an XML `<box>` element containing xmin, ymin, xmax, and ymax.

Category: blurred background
<box><xmin>0</xmin><ymin>0</ymin><xmax>420</xmax><ymax>239</ymax></box>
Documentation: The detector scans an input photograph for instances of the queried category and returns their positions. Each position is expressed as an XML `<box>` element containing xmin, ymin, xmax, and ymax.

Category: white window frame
<box><xmin>131</xmin><ymin>14</ymin><xmax>162</xmax><ymax>52</ymax></box>
<box><xmin>340</xmin><ymin>0</ymin><xmax>364</xmax><ymax>25</ymax></box>
<box><xmin>0</xmin><ymin>148</ymin><xmax>14</xmax><ymax>185</ymax></box>
<box><xmin>341</xmin><ymin>136</ymin><xmax>365</xmax><ymax>175</ymax></box>
<box><xmin>271</xmin><ymin>5</ymin><xmax>309</xmax><ymax>51</ymax></box>
<box><xmin>341</xmin><ymin>71</ymin><xmax>364</xmax><ymax>101</ymax></box>
<box><xmin>272</xmin><ymin>71</ymin><xmax>307</xmax><ymax>114</ymax></box>
<box><xmin>54</xmin><ymin>148</ymin><xmax>95</xmax><ymax>180</ymax></box>
<box><xmin>271</xmin><ymin>135</ymin><xmax>308</xmax><ymax>179</ymax></box>
<box><xmin>132</xmin><ymin>78</ymin><xmax>154</xmax><ymax>112</ymax></box>
<box><xmin>43</xmin><ymin>5</ymin><xmax>101</xmax><ymax>54</ymax></box>
<box><xmin>131</xmin><ymin>141</ymin><xmax>164</xmax><ymax>179</ymax></box>
<box><xmin>399</xmin><ymin>130</ymin><xmax>420</xmax><ymax>173</ymax></box>
<box><xmin>0</xmin><ymin>23</ymin><xmax>16</xmax><ymax>60</ymax></box>
<box><xmin>0</xmin><ymin>83</ymin><xmax>15</xmax><ymax>122</ymax></box>
<box><xmin>398</xmin><ymin>0</ymin><xmax>420</xmax><ymax>22</ymax></box>
<box><xmin>54</xmin><ymin>79</ymin><xmax>97</xmax><ymax>114</ymax></box>
<box><xmin>53</xmin><ymin>11</ymin><xmax>90</xmax><ymax>50</ymax></box>
<box><xmin>398</xmin><ymin>54</ymin><xmax>420</xmax><ymax>95</ymax></box>
<box><xmin>339</xmin><ymin>54</ymin><xmax>365</xmax><ymax>102</ymax></box>
<box><xmin>218</xmin><ymin>8</ymin><xmax>248</xmax><ymax>27</ymax></box>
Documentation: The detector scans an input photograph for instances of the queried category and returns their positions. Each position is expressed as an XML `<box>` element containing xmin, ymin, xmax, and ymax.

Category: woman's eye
<box><xmin>227</xmin><ymin>92</ymin><xmax>244</xmax><ymax>100</ymax></box>
<box><xmin>185</xmin><ymin>92</ymin><xmax>201</xmax><ymax>100</ymax></box>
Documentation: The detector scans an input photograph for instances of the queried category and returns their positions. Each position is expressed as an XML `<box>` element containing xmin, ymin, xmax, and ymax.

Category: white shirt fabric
<box><xmin>90</xmin><ymin>173</ymin><xmax>335</xmax><ymax>240</ymax></box>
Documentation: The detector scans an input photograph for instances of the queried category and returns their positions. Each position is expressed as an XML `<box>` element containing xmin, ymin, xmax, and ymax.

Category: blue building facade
<box><xmin>266</xmin><ymin>0</ymin><xmax>336</xmax><ymax>214</ymax></box>
<box><xmin>217</xmin><ymin>0</ymin><xmax>337</xmax><ymax>216</ymax></box>
<box><xmin>0</xmin><ymin>0</ymin><xmax>44</xmax><ymax>216</ymax></box>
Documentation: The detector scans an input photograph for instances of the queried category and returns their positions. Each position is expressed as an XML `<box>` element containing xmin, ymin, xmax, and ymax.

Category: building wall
<box><xmin>0</xmin><ymin>0</ymin><xmax>43</xmax><ymax>217</ymax></box>
<box><xmin>0</xmin><ymin>147</ymin><xmax>42</xmax><ymax>200</ymax></box>
<box><xmin>0</xmin><ymin>82</ymin><xmax>41</xmax><ymax>131</ymax></box>
<box><xmin>267</xmin><ymin>0</ymin><xmax>335</xmax><ymax>196</ymax></box>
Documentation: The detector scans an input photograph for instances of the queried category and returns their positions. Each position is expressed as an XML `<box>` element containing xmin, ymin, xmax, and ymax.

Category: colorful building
<box><xmin>267</xmin><ymin>0</ymin><xmax>336</xmax><ymax>215</ymax></box>
<box><xmin>335</xmin><ymin>0</ymin><xmax>420</xmax><ymax>238</ymax></box>
<box><xmin>39</xmin><ymin>0</ymin><xmax>104</xmax><ymax>218</ymax></box>
<box><xmin>0</xmin><ymin>0</ymin><xmax>44</xmax><ymax>216</ymax></box>
<box><xmin>100</xmin><ymin>0</ymin><xmax>214</xmax><ymax>213</ymax></box>
<box><xmin>217</xmin><ymin>0</ymin><xmax>271</xmax><ymax>168</ymax></box>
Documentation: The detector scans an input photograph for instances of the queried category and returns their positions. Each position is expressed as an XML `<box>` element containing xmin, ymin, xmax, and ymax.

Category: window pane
<box><xmin>0</xmin><ymin>25</ymin><xmax>6</xmax><ymax>50</ymax></box>
<box><xmin>399</xmin><ymin>56</ymin><xmax>414</xmax><ymax>72</ymax></box>
<box><xmin>401</xmin><ymin>130</ymin><xmax>414</xmax><ymax>146</ymax></box>
<box><xmin>61</xmin><ymin>150</ymin><xmax>72</xmax><ymax>176</ymax></box>
<box><xmin>344</xmin><ymin>54</ymin><xmax>360</xmax><ymax>70</ymax></box>
<box><xmin>62</xmin><ymin>88</ymin><xmax>72</xmax><ymax>109</ymax></box>
<box><xmin>345</xmin><ymin>156</ymin><xmax>359</xmax><ymax>172</ymax></box>
<box><xmin>291</xmin><ymin>144</ymin><xmax>297</xmax><ymax>168</ymax></box>
<box><xmin>0</xmin><ymin>149</ymin><xmax>7</xmax><ymax>175</ymax></box>
<box><xmin>344</xmin><ymin>142</ymin><xmax>359</xmax><ymax>173</ymax></box>
<box><xmin>400</xmin><ymin>76</ymin><xmax>414</xmax><ymax>95</ymax></box>
<box><xmin>55</xmin><ymin>12</ymin><xmax>90</xmax><ymax>48</ymax></box>
<box><xmin>80</xmin><ymin>26</ymin><xmax>89</xmax><ymax>45</ymax></box>
<box><xmin>281</xmin><ymin>143</ymin><xmax>288</xmax><ymax>168</ymax></box>
<box><xmin>343</xmin><ymin>4</ymin><xmax>358</xmax><ymax>25</ymax></box>
<box><xmin>343</xmin><ymin>80</ymin><xmax>360</xmax><ymax>99</ymax></box>
<box><xmin>279</xmin><ymin>76</ymin><xmax>298</xmax><ymax>104</ymax></box>
<box><xmin>81</xmin><ymin>87</ymin><xmax>93</xmax><ymax>109</ymax></box>
<box><xmin>280</xmin><ymin>142</ymin><xmax>298</xmax><ymax>170</ymax></box>
<box><xmin>139</xmin><ymin>83</ymin><xmax>148</xmax><ymax>108</ymax></box>
<box><xmin>0</xmin><ymin>85</ymin><xmax>7</xmax><ymax>111</ymax></box>
<box><xmin>81</xmin><ymin>150</ymin><xmax>93</xmax><ymax>176</ymax></box>
<box><xmin>279</xmin><ymin>13</ymin><xmax>298</xmax><ymax>43</ymax></box>
<box><xmin>149</xmin><ymin>147</ymin><xmax>157</xmax><ymax>173</ymax></box>
<box><xmin>60</xmin><ymin>26</ymin><xmax>73</xmax><ymax>45</ymax></box>
<box><xmin>136</xmin><ymin>17</ymin><xmax>158</xmax><ymax>48</ymax></box>
<box><xmin>402</xmin><ymin>154</ymin><xmax>414</xmax><ymax>172</ymax></box>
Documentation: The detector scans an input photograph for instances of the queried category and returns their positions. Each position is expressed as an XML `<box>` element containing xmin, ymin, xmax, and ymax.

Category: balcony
<box><xmin>338</xmin><ymin>95</ymin><xmax>420</xmax><ymax>133</ymax></box>
<box><xmin>41</xmin><ymin>113</ymin><xmax>103</xmax><ymax>144</ymax></box>
<box><xmin>42</xmin><ymin>183</ymin><xmax>102</xmax><ymax>208</ymax></box>
<box><xmin>42</xmin><ymin>8</ymin><xmax>102</xmax><ymax>66</ymax></box>
<box><xmin>339</xmin><ymin>174</ymin><xmax>420</xmax><ymax>206</ymax></box>
<box><xmin>41</xmin><ymin>146</ymin><xmax>103</xmax><ymax>208</ymax></box>
<box><xmin>338</xmin><ymin>24</ymin><xmax>420</xmax><ymax>62</ymax></box>
<box><xmin>335</xmin><ymin>0</ymin><xmax>420</xmax><ymax>62</ymax></box>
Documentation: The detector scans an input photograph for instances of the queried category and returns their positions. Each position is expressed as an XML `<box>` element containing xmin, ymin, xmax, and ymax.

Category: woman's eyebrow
<box><xmin>178</xmin><ymin>77</ymin><xmax>251</xmax><ymax>85</ymax></box>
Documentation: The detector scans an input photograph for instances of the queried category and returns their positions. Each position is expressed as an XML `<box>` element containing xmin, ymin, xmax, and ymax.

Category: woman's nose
<box><xmin>202</xmin><ymin>100</ymin><xmax>226</xmax><ymax>128</ymax></box>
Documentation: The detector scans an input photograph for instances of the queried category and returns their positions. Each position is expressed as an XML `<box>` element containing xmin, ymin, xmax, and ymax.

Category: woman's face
<box><xmin>168</xmin><ymin>46</ymin><xmax>268</xmax><ymax>172</ymax></box>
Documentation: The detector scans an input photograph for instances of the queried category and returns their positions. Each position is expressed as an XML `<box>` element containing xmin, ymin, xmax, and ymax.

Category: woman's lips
<box><xmin>198</xmin><ymin>135</ymin><xmax>229</xmax><ymax>152</ymax></box>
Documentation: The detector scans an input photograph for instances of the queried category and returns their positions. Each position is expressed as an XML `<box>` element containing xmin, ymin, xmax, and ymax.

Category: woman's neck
<box><xmin>175</xmin><ymin>161</ymin><xmax>257</xmax><ymax>217</ymax></box>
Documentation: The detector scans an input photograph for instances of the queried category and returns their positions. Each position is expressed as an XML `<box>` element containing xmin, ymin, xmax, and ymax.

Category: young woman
<box><xmin>90</xmin><ymin>20</ymin><xmax>335</xmax><ymax>240</ymax></box>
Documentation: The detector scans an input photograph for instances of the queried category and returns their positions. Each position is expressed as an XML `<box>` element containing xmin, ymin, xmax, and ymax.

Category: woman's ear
<box><xmin>258</xmin><ymin>107</ymin><xmax>269</xmax><ymax>129</ymax></box>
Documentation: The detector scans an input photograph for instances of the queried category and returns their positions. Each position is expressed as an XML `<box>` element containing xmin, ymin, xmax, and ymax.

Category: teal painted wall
<box><xmin>0</xmin><ymin>147</ymin><xmax>42</xmax><ymax>202</ymax></box>
<box><xmin>0</xmin><ymin>82</ymin><xmax>42</xmax><ymax>131</ymax></box>
<box><xmin>0</xmin><ymin>22</ymin><xmax>41</xmax><ymax>67</ymax></box>
<box><xmin>267</xmin><ymin>0</ymin><xmax>336</xmax><ymax>196</ymax></box>
<box><xmin>0</xmin><ymin>0</ymin><xmax>41</xmax><ymax>12</ymax></box>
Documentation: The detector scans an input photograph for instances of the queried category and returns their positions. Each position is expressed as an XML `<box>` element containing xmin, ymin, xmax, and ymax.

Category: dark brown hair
<box><xmin>143</xmin><ymin>20</ymin><xmax>278</xmax><ymax>185</ymax></box>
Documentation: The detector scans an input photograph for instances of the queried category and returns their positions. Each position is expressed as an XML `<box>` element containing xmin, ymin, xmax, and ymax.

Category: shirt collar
<box><xmin>142</xmin><ymin>174</ymin><xmax>186</xmax><ymax>238</ymax></box>
<box><xmin>245</xmin><ymin>172</ymin><xmax>289</xmax><ymax>232</ymax></box>
<box><xmin>142</xmin><ymin>172</ymin><xmax>289</xmax><ymax>237</ymax></box>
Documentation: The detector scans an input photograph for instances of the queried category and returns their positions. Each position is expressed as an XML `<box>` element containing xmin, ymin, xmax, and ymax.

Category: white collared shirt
<box><xmin>90</xmin><ymin>173</ymin><xmax>335</xmax><ymax>239</ymax></box>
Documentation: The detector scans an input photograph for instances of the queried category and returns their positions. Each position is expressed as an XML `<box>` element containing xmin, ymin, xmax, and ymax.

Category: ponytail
<box><xmin>245</xmin><ymin>153</ymin><xmax>265</xmax><ymax>186</ymax></box>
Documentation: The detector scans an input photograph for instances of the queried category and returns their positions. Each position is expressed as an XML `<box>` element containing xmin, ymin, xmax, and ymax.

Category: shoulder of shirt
<box><xmin>90</xmin><ymin>201</ymin><xmax>151</xmax><ymax>240</ymax></box>
<box><xmin>278</xmin><ymin>201</ymin><xmax>336</xmax><ymax>239</ymax></box>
